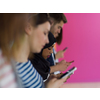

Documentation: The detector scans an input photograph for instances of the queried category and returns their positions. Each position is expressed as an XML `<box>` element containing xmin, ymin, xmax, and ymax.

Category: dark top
<box><xmin>30</xmin><ymin>53</ymin><xmax>50</xmax><ymax>80</ymax></box>
<box><xmin>46</xmin><ymin>52</ymin><xmax>55</xmax><ymax>66</ymax></box>
<box><xmin>30</xmin><ymin>32</ymin><xmax>56</xmax><ymax>80</ymax></box>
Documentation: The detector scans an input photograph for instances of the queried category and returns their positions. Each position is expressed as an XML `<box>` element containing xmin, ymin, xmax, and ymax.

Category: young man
<box><xmin>47</xmin><ymin>13</ymin><xmax>73</xmax><ymax>74</ymax></box>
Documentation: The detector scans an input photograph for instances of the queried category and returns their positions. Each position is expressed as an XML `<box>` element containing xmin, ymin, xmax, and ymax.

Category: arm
<box><xmin>50</xmin><ymin>65</ymin><xmax>60</xmax><ymax>73</ymax></box>
<box><xmin>45</xmin><ymin>74</ymin><xmax>68</xmax><ymax>88</ymax></box>
<box><xmin>50</xmin><ymin>60</ymin><xmax>74</xmax><ymax>73</ymax></box>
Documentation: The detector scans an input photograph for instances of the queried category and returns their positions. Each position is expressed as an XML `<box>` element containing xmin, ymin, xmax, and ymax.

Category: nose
<box><xmin>50</xmin><ymin>49</ymin><xmax>53</xmax><ymax>54</ymax></box>
<box><xmin>58</xmin><ymin>29</ymin><xmax>61</xmax><ymax>33</ymax></box>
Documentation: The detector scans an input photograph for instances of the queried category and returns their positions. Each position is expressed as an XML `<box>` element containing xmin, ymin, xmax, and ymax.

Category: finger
<box><xmin>67</xmin><ymin>75</ymin><xmax>70</xmax><ymax>79</ymax></box>
<box><xmin>61</xmin><ymin>76</ymin><xmax>68</xmax><ymax>82</ymax></box>
<box><xmin>69</xmin><ymin>60</ymin><xmax>74</xmax><ymax>63</ymax></box>
<box><xmin>49</xmin><ymin>74</ymin><xmax>56</xmax><ymax>80</ymax></box>
<box><xmin>66</xmin><ymin>62</ymin><xmax>71</xmax><ymax>67</ymax></box>
<box><xmin>58</xmin><ymin>76</ymin><xmax>69</xmax><ymax>87</ymax></box>
<box><xmin>52</xmin><ymin>78</ymin><xmax>57</xmax><ymax>81</ymax></box>
<box><xmin>57</xmin><ymin>73</ymin><xmax>64</xmax><ymax>78</ymax></box>
<box><xmin>69</xmin><ymin>63</ymin><xmax>72</xmax><ymax>66</ymax></box>
<box><xmin>63</xmin><ymin>49</ymin><xmax>67</xmax><ymax>53</ymax></box>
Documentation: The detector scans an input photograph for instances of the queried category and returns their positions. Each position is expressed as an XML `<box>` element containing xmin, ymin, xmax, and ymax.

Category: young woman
<box><xmin>11</xmin><ymin>13</ymin><xmax>68</xmax><ymax>88</ymax></box>
<box><xmin>30</xmin><ymin>31</ymin><xmax>72</xmax><ymax>82</ymax></box>
<box><xmin>0</xmin><ymin>13</ymin><xmax>28</xmax><ymax>88</ymax></box>
<box><xmin>30</xmin><ymin>32</ymin><xmax>56</xmax><ymax>82</ymax></box>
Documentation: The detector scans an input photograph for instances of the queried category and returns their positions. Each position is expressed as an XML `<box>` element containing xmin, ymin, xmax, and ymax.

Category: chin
<box><xmin>36</xmin><ymin>49</ymin><xmax>41</xmax><ymax>53</ymax></box>
<box><xmin>32</xmin><ymin>48</ymin><xmax>41</xmax><ymax>53</ymax></box>
<box><xmin>54</xmin><ymin>34</ymin><xmax>58</xmax><ymax>38</ymax></box>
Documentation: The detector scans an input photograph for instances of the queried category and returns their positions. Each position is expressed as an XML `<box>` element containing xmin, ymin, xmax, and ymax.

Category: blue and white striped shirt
<box><xmin>16</xmin><ymin>60</ymin><xmax>44</xmax><ymax>88</ymax></box>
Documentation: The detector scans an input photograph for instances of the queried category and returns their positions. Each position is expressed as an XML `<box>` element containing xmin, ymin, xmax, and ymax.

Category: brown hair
<box><xmin>0</xmin><ymin>13</ymin><xmax>51</xmax><ymax>59</ymax></box>
<box><xmin>0</xmin><ymin>13</ymin><xmax>28</xmax><ymax>59</ymax></box>
<box><xmin>28</xmin><ymin>13</ymin><xmax>51</xmax><ymax>27</ymax></box>
<box><xmin>48</xmin><ymin>13</ymin><xmax>67</xmax><ymax>23</ymax></box>
<box><xmin>27</xmin><ymin>13</ymin><xmax>52</xmax><ymax>59</ymax></box>
<box><xmin>56</xmin><ymin>28</ymin><xmax>63</xmax><ymax>45</ymax></box>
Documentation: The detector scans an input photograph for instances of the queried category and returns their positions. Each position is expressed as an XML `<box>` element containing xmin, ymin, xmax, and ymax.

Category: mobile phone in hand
<box><xmin>63</xmin><ymin>47</ymin><xmax>68</xmax><ymax>51</ymax></box>
<box><xmin>59</xmin><ymin>67</ymin><xmax>77</xmax><ymax>79</ymax></box>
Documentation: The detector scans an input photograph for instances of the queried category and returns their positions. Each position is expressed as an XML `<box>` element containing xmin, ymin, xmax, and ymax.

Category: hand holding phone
<box><xmin>59</xmin><ymin>67</ymin><xmax>77</xmax><ymax>79</ymax></box>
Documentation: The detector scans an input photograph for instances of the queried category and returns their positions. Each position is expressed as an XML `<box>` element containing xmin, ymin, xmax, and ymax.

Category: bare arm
<box><xmin>50</xmin><ymin>60</ymin><xmax>74</xmax><ymax>73</ymax></box>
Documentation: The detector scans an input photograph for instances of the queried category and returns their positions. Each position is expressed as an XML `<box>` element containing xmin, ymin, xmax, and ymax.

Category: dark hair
<box><xmin>56</xmin><ymin>28</ymin><xmax>62</xmax><ymax>45</ymax></box>
<box><xmin>43</xmin><ymin>32</ymin><xmax>56</xmax><ymax>49</ymax></box>
<box><xmin>48</xmin><ymin>13</ymin><xmax>67</xmax><ymax>23</ymax></box>
<box><xmin>28</xmin><ymin>13</ymin><xmax>51</xmax><ymax>27</ymax></box>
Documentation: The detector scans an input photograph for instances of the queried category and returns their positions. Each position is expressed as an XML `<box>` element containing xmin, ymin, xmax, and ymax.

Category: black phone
<box><xmin>59</xmin><ymin>67</ymin><xmax>77</xmax><ymax>79</ymax></box>
<box><xmin>63</xmin><ymin>47</ymin><xmax>68</xmax><ymax>51</ymax></box>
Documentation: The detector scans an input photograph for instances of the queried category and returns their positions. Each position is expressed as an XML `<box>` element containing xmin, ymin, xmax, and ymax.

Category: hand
<box><xmin>55</xmin><ymin>72</ymin><xmax>72</xmax><ymax>82</ymax></box>
<box><xmin>54</xmin><ymin>72</ymin><xmax>63</xmax><ymax>78</ymax></box>
<box><xmin>55</xmin><ymin>49</ymin><xmax>66</xmax><ymax>59</ymax></box>
<box><xmin>45</xmin><ymin>74</ymin><xmax>68</xmax><ymax>88</ymax></box>
<box><xmin>56</xmin><ymin>60</ymin><xmax>72</xmax><ymax>72</ymax></box>
<box><xmin>64</xmin><ymin>74</ymin><xmax>72</xmax><ymax>82</ymax></box>
<box><xmin>50</xmin><ymin>60</ymin><xmax>74</xmax><ymax>73</ymax></box>
<box><xmin>66</xmin><ymin>60</ymin><xmax>74</xmax><ymax>69</ymax></box>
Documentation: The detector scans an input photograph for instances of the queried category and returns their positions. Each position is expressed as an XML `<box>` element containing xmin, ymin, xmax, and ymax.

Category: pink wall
<box><xmin>57</xmin><ymin>13</ymin><xmax>100</xmax><ymax>83</ymax></box>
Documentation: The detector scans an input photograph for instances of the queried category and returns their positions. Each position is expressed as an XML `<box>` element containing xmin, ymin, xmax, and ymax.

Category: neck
<box><xmin>44</xmin><ymin>57</ymin><xmax>47</xmax><ymax>59</ymax></box>
<box><xmin>50</xmin><ymin>30</ymin><xmax>54</xmax><ymax>37</ymax></box>
<box><xmin>12</xmin><ymin>35</ymin><xmax>30</xmax><ymax>63</ymax></box>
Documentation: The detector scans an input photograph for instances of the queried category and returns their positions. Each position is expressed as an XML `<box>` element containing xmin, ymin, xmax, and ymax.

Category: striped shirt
<box><xmin>0</xmin><ymin>50</ymin><xmax>18</xmax><ymax>88</ymax></box>
<box><xmin>16</xmin><ymin>60</ymin><xmax>44</xmax><ymax>88</ymax></box>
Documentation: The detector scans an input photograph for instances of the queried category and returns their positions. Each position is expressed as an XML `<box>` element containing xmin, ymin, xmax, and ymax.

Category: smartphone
<box><xmin>63</xmin><ymin>47</ymin><xmax>68</xmax><ymax>51</ymax></box>
<box><xmin>59</xmin><ymin>67</ymin><xmax>77</xmax><ymax>79</ymax></box>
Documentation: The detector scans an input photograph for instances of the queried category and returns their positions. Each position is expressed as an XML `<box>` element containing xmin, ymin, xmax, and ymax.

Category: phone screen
<box><xmin>59</xmin><ymin>67</ymin><xmax>77</xmax><ymax>79</ymax></box>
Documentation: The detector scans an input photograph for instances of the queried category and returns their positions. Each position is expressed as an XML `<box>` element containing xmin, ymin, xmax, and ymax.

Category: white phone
<box><xmin>59</xmin><ymin>67</ymin><xmax>77</xmax><ymax>79</ymax></box>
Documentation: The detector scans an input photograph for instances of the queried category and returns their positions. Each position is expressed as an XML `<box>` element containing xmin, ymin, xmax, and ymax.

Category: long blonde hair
<box><xmin>0</xmin><ymin>13</ymin><xmax>28</xmax><ymax>59</ymax></box>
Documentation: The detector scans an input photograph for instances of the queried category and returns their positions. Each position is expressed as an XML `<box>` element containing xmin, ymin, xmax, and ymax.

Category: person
<box><xmin>0</xmin><ymin>49</ymin><xmax>18</xmax><ymax>88</ymax></box>
<box><xmin>30</xmin><ymin>32</ymin><xmax>56</xmax><ymax>82</ymax></box>
<box><xmin>53</xmin><ymin>28</ymin><xmax>64</xmax><ymax>74</ymax></box>
<box><xmin>46</xmin><ymin>13</ymin><xmax>73</xmax><ymax>74</ymax></box>
<box><xmin>56</xmin><ymin>28</ymin><xmax>63</xmax><ymax>45</ymax></box>
<box><xmin>30</xmin><ymin>32</ymin><xmax>72</xmax><ymax>82</ymax></box>
<box><xmin>11</xmin><ymin>13</ymin><xmax>68</xmax><ymax>88</ymax></box>
<box><xmin>0</xmin><ymin>13</ymin><xmax>28</xmax><ymax>88</ymax></box>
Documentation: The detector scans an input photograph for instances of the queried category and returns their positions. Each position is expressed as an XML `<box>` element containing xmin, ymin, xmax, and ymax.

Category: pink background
<box><xmin>56</xmin><ymin>13</ymin><xmax>100</xmax><ymax>83</ymax></box>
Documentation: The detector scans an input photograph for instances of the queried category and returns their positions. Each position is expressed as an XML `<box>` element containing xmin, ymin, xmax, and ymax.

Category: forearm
<box><xmin>50</xmin><ymin>65</ymin><xmax>59</xmax><ymax>73</ymax></box>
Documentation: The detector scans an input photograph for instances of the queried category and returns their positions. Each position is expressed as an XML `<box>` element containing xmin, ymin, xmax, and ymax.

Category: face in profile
<box><xmin>28</xmin><ymin>21</ymin><xmax>51</xmax><ymax>53</ymax></box>
<box><xmin>50</xmin><ymin>20</ymin><xmax>64</xmax><ymax>38</ymax></box>
<box><xmin>42</xmin><ymin>44</ymin><xmax>54</xmax><ymax>59</ymax></box>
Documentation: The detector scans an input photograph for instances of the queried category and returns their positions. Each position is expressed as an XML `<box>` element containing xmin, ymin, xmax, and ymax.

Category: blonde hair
<box><xmin>0</xmin><ymin>13</ymin><xmax>28</xmax><ymax>59</ymax></box>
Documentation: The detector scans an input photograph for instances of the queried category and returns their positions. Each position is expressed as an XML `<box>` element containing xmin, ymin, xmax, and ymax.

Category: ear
<box><xmin>50</xmin><ymin>18</ymin><xmax>54</xmax><ymax>26</ymax></box>
<box><xmin>24</xmin><ymin>23</ymin><xmax>32</xmax><ymax>35</ymax></box>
